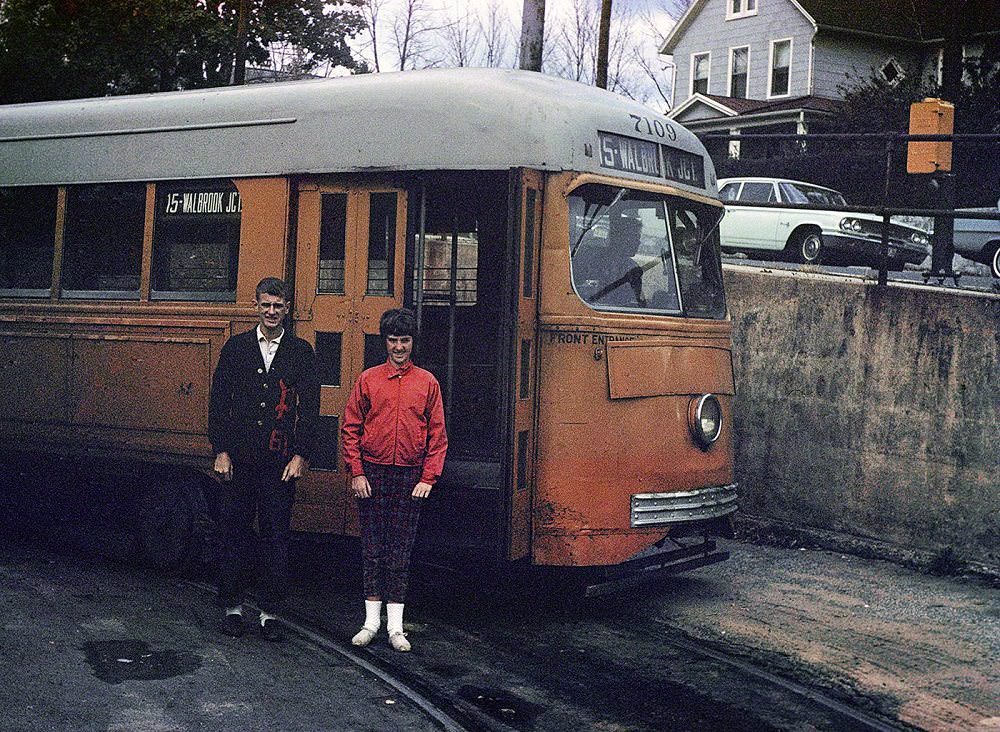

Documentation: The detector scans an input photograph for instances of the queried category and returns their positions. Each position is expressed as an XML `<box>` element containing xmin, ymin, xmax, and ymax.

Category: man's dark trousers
<box><xmin>217</xmin><ymin>459</ymin><xmax>295</xmax><ymax>614</ymax></box>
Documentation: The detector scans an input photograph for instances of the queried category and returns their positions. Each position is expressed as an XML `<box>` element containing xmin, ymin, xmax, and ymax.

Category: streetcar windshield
<box><xmin>569</xmin><ymin>184</ymin><xmax>726</xmax><ymax>319</ymax></box>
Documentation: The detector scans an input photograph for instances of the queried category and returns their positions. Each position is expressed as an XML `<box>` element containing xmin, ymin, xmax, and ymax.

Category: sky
<box><xmin>323</xmin><ymin>0</ymin><xmax>685</xmax><ymax>111</ymax></box>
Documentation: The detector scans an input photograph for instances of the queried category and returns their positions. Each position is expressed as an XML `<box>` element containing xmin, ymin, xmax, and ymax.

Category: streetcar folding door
<box><xmin>505</xmin><ymin>169</ymin><xmax>542</xmax><ymax>560</ymax></box>
<box><xmin>290</xmin><ymin>182</ymin><xmax>407</xmax><ymax>534</ymax></box>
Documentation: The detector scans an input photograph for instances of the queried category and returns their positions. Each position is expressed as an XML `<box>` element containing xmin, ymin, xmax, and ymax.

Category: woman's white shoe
<box><xmin>351</xmin><ymin>627</ymin><xmax>378</xmax><ymax>647</ymax></box>
<box><xmin>388</xmin><ymin>631</ymin><xmax>411</xmax><ymax>652</ymax></box>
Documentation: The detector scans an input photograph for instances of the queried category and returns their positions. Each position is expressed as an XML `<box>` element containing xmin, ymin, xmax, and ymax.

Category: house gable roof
<box><xmin>670</xmin><ymin>93</ymin><xmax>842</xmax><ymax>122</ymax></box>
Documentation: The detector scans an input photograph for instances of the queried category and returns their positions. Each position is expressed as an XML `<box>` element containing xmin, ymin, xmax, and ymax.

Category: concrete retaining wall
<box><xmin>724</xmin><ymin>266</ymin><xmax>999</xmax><ymax>567</ymax></box>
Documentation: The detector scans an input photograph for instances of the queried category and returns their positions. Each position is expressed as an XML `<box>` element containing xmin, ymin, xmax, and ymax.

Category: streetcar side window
<box><xmin>151</xmin><ymin>180</ymin><xmax>241</xmax><ymax>301</ymax></box>
<box><xmin>668</xmin><ymin>201</ymin><xmax>727</xmax><ymax>319</ymax></box>
<box><xmin>62</xmin><ymin>183</ymin><xmax>145</xmax><ymax>298</ymax></box>
<box><xmin>0</xmin><ymin>186</ymin><xmax>57</xmax><ymax>297</ymax></box>
<box><xmin>413</xmin><ymin>228</ymin><xmax>479</xmax><ymax>306</ymax></box>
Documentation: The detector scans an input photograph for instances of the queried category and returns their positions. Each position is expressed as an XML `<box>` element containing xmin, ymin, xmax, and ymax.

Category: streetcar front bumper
<box><xmin>630</xmin><ymin>484</ymin><xmax>738</xmax><ymax>527</ymax></box>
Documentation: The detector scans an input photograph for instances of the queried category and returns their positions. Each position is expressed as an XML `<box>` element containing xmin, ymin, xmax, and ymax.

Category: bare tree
<box><xmin>551</xmin><ymin>0</ymin><xmax>597</xmax><ymax>82</ymax></box>
<box><xmin>358</xmin><ymin>0</ymin><xmax>388</xmax><ymax>72</ymax></box>
<box><xmin>479</xmin><ymin>0</ymin><xmax>515</xmax><ymax>68</ymax></box>
<box><xmin>631</xmin><ymin>0</ymin><xmax>693</xmax><ymax>108</ymax></box>
<box><xmin>439</xmin><ymin>9</ymin><xmax>481</xmax><ymax>68</ymax></box>
<box><xmin>518</xmin><ymin>0</ymin><xmax>545</xmax><ymax>71</ymax></box>
<box><xmin>390</xmin><ymin>0</ymin><xmax>442</xmax><ymax>70</ymax></box>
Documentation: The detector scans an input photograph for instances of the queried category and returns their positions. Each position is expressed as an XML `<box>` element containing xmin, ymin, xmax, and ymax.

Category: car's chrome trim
<box><xmin>631</xmin><ymin>484</ymin><xmax>738</xmax><ymax>526</ymax></box>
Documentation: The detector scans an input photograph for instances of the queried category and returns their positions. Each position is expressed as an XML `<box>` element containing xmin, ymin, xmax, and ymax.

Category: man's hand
<box><xmin>282</xmin><ymin>455</ymin><xmax>308</xmax><ymax>481</ymax></box>
<box><xmin>352</xmin><ymin>475</ymin><xmax>372</xmax><ymax>499</ymax></box>
<box><xmin>412</xmin><ymin>481</ymin><xmax>432</xmax><ymax>499</ymax></box>
<box><xmin>214</xmin><ymin>452</ymin><xmax>233</xmax><ymax>482</ymax></box>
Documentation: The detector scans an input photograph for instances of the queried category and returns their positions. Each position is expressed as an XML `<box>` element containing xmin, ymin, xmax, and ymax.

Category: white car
<box><xmin>718</xmin><ymin>177</ymin><xmax>929</xmax><ymax>268</ymax></box>
<box><xmin>954</xmin><ymin>198</ymin><xmax>1000</xmax><ymax>278</ymax></box>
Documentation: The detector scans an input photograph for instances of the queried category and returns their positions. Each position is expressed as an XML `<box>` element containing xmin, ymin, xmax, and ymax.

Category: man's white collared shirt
<box><xmin>257</xmin><ymin>326</ymin><xmax>284</xmax><ymax>372</ymax></box>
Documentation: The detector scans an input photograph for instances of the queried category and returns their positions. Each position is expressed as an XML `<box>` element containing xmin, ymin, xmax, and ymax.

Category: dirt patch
<box><xmin>655</xmin><ymin>539</ymin><xmax>999</xmax><ymax>731</ymax></box>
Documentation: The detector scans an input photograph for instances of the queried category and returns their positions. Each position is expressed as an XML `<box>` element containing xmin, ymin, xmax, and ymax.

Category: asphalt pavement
<box><xmin>2</xmin><ymin>531</ymin><xmax>996</xmax><ymax>732</ymax></box>
<box><xmin>0</xmin><ymin>544</ymin><xmax>444</xmax><ymax>732</ymax></box>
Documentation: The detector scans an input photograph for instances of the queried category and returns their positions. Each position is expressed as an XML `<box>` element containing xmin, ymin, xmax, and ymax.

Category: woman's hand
<box><xmin>352</xmin><ymin>475</ymin><xmax>372</xmax><ymax>498</ymax></box>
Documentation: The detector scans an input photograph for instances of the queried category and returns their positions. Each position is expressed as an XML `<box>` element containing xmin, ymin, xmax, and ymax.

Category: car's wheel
<box><xmin>990</xmin><ymin>243</ymin><xmax>1000</xmax><ymax>279</ymax></box>
<box><xmin>789</xmin><ymin>230</ymin><xmax>823</xmax><ymax>264</ymax></box>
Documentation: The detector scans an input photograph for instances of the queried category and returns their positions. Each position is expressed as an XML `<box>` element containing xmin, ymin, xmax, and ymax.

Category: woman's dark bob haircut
<box><xmin>379</xmin><ymin>307</ymin><xmax>418</xmax><ymax>339</ymax></box>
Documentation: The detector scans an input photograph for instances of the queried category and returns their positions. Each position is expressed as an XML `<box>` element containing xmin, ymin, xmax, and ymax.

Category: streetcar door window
<box><xmin>367</xmin><ymin>192</ymin><xmax>397</xmax><ymax>296</ymax></box>
<box><xmin>318</xmin><ymin>193</ymin><xmax>348</xmax><ymax>294</ymax></box>
<box><xmin>0</xmin><ymin>186</ymin><xmax>57</xmax><ymax>297</ymax></box>
<box><xmin>151</xmin><ymin>179</ymin><xmax>241</xmax><ymax>301</ymax></box>
<box><xmin>62</xmin><ymin>183</ymin><xmax>145</xmax><ymax>298</ymax></box>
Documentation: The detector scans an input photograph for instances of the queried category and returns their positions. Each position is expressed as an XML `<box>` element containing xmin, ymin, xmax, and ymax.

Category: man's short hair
<box><xmin>379</xmin><ymin>308</ymin><xmax>417</xmax><ymax>339</ymax></box>
<box><xmin>256</xmin><ymin>277</ymin><xmax>291</xmax><ymax>302</ymax></box>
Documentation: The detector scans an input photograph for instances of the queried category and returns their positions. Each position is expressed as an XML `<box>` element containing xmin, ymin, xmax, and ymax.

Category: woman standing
<box><xmin>341</xmin><ymin>308</ymin><xmax>448</xmax><ymax>651</ymax></box>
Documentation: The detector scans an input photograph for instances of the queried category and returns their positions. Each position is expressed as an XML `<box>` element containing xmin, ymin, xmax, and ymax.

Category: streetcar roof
<box><xmin>0</xmin><ymin>68</ymin><xmax>715</xmax><ymax>195</ymax></box>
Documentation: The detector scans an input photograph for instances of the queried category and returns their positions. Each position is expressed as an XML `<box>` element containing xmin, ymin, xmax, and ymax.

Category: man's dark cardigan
<box><xmin>208</xmin><ymin>327</ymin><xmax>320</xmax><ymax>464</ymax></box>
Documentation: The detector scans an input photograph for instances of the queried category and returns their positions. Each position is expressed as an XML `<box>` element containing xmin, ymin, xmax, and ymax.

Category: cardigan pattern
<box><xmin>208</xmin><ymin>327</ymin><xmax>319</xmax><ymax>462</ymax></box>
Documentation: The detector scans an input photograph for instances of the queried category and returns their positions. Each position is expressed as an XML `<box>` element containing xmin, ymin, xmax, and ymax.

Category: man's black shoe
<box><xmin>261</xmin><ymin>618</ymin><xmax>285</xmax><ymax>642</ymax></box>
<box><xmin>220</xmin><ymin>612</ymin><xmax>245</xmax><ymax>637</ymax></box>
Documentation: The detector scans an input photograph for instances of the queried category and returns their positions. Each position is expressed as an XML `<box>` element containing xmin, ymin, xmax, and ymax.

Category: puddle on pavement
<box><xmin>81</xmin><ymin>640</ymin><xmax>201</xmax><ymax>684</ymax></box>
<box><xmin>457</xmin><ymin>685</ymin><xmax>543</xmax><ymax>729</ymax></box>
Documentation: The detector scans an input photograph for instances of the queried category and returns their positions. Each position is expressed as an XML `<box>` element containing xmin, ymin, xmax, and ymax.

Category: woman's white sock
<box><xmin>387</xmin><ymin>602</ymin><xmax>405</xmax><ymax>634</ymax></box>
<box><xmin>364</xmin><ymin>600</ymin><xmax>383</xmax><ymax>631</ymax></box>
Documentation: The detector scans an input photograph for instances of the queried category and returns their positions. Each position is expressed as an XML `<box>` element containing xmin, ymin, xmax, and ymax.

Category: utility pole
<box><xmin>518</xmin><ymin>0</ymin><xmax>545</xmax><ymax>72</ymax></box>
<box><xmin>596</xmin><ymin>0</ymin><xmax>612</xmax><ymax>89</ymax></box>
<box><xmin>232</xmin><ymin>0</ymin><xmax>249</xmax><ymax>85</ymax></box>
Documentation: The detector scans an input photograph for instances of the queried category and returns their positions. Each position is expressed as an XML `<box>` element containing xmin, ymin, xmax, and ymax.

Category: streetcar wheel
<box><xmin>795</xmin><ymin>231</ymin><xmax>824</xmax><ymax>264</ymax></box>
<box><xmin>136</xmin><ymin>480</ymin><xmax>212</xmax><ymax>570</ymax></box>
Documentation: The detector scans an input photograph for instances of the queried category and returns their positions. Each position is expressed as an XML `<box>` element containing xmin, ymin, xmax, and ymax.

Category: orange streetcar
<box><xmin>0</xmin><ymin>70</ymin><xmax>736</xmax><ymax>591</ymax></box>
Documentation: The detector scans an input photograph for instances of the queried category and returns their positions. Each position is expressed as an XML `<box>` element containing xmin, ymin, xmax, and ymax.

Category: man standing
<box><xmin>341</xmin><ymin>307</ymin><xmax>447</xmax><ymax>652</ymax></box>
<box><xmin>208</xmin><ymin>277</ymin><xmax>318</xmax><ymax>642</ymax></box>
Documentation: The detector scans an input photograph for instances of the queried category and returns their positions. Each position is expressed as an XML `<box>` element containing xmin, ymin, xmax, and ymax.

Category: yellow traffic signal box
<box><xmin>907</xmin><ymin>98</ymin><xmax>954</xmax><ymax>173</ymax></box>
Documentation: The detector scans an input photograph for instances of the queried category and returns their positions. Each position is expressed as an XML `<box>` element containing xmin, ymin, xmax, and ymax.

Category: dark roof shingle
<box><xmin>798</xmin><ymin>0</ymin><xmax>1000</xmax><ymax>42</ymax></box>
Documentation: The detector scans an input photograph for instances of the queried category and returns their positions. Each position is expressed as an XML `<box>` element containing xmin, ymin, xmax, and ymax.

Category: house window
<box><xmin>769</xmin><ymin>38</ymin><xmax>791</xmax><ymax>97</ymax></box>
<box><xmin>692</xmin><ymin>52</ymin><xmax>710</xmax><ymax>95</ymax></box>
<box><xmin>879</xmin><ymin>58</ymin><xmax>904</xmax><ymax>86</ymax></box>
<box><xmin>730</xmin><ymin>46</ymin><xmax>749</xmax><ymax>98</ymax></box>
<box><xmin>727</xmin><ymin>0</ymin><xmax>758</xmax><ymax>19</ymax></box>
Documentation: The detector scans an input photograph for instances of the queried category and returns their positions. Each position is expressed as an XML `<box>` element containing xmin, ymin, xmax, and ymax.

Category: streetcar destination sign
<box><xmin>663</xmin><ymin>147</ymin><xmax>706</xmax><ymax>188</ymax></box>
<box><xmin>598</xmin><ymin>132</ymin><xmax>661</xmax><ymax>178</ymax></box>
<box><xmin>598</xmin><ymin>131</ymin><xmax>706</xmax><ymax>188</ymax></box>
<box><xmin>162</xmin><ymin>189</ymin><xmax>242</xmax><ymax>216</ymax></box>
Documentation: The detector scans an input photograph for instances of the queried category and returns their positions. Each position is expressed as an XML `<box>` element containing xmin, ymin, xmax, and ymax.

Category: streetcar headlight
<box><xmin>689</xmin><ymin>394</ymin><xmax>723</xmax><ymax>449</ymax></box>
<box><xmin>911</xmin><ymin>232</ymin><xmax>928</xmax><ymax>246</ymax></box>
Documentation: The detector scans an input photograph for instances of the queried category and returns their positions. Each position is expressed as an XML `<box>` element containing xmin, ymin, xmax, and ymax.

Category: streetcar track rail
<box><xmin>651</xmin><ymin>618</ymin><xmax>906</xmax><ymax>732</ymax></box>
<box><xmin>186</xmin><ymin>580</ymin><xmax>472</xmax><ymax>732</ymax></box>
<box><xmin>186</xmin><ymin>577</ymin><xmax>907</xmax><ymax>732</ymax></box>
